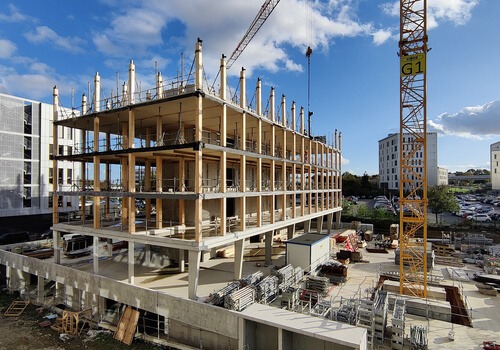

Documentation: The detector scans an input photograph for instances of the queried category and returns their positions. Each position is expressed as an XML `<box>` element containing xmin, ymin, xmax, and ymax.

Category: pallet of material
<box><xmin>475</xmin><ymin>283</ymin><xmax>498</xmax><ymax>296</ymax></box>
<box><xmin>435</xmin><ymin>256</ymin><xmax>465</xmax><ymax>267</ymax></box>
<box><xmin>306</xmin><ymin>275</ymin><xmax>330</xmax><ymax>294</ymax></box>
<box><xmin>366</xmin><ymin>247</ymin><xmax>388</xmax><ymax>254</ymax></box>
<box><xmin>432</xmin><ymin>243</ymin><xmax>458</xmax><ymax>257</ymax></box>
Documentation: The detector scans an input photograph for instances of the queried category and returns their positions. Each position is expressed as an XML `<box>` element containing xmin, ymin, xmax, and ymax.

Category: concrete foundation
<box><xmin>0</xmin><ymin>249</ymin><xmax>366</xmax><ymax>350</ymax></box>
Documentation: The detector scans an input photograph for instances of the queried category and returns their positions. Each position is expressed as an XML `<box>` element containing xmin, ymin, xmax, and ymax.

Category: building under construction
<box><xmin>0</xmin><ymin>39</ymin><xmax>371</xmax><ymax>350</ymax></box>
<box><xmin>50</xmin><ymin>38</ymin><xmax>343</xmax><ymax>300</ymax></box>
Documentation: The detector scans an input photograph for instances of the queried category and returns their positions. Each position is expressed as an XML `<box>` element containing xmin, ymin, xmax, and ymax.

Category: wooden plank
<box><xmin>114</xmin><ymin>307</ymin><xmax>132</xmax><ymax>342</ymax></box>
<box><xmin>122</xmin><ymin>308</ymin><xmax>140</xmax><ymax>346</ymax></box>
<box><xmin>114</xmin><ymin>306</ymin><xmax>139</xmax><ymax>345</ymax></box>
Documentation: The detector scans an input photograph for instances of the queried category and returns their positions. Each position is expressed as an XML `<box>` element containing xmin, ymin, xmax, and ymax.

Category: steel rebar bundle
<box><xmin>224</xmin><ymin>286</ymin><xmax>256</xmax><ymax>311</ymax></box>
<box><xmin>272</xmin><ymin>264</ymin><xmax>295</xmax><ymax>292</ymax></box>
<box><xmin>208</xmin><ymin>281</ymin><xmax>240</xmax><ymax>306</ymax></box>
<box><xmin>239</xmin><ymin>271</ymin><xmax>264</xmax><ymax>287</ymax></box>
<box><xmin>256</xmin><ymin>275</ymin><xmax>279</xmax><ymax>303</ymax></box>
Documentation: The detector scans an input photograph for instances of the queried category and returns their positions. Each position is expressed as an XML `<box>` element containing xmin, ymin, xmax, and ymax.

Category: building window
<box><xmin>48</xmin><ymin>196</ymin><xmax>53</xmax><ymax>208</ymax></box>
<box><xmin>67</xmin><ymin>199</ymin><xmax>72</xmax><ymax>207</ymax></box>
<box><xmin>24</xmin><ymin>136</ymin><xmax>32</xmax><ymax>159</ymax></box>
<box><xmin>59</xmin><ymin>145</ymin><xmax>64</xmax><ymax>156</ymax></box>
<box><xmin>49</xmin><ymin>144</ymin><xmax>53</xmax><ymax>157</ymax></box>
<box><xmin>49</xmin><ymin>168</ymin><xmax>53</xmax><ymax>184</ymax></box>
<box><xmin>59</xmin><ymin>169</ymin><xmax>64</xmax><ymax>184</ymax></box>
<box><xmin>23</xmin><ymin>187</ymin><xmax>31</xmax><ymax>208</ymax></box>
<box><xmin>67</xmin><ymin>169</ymin><xmax>72</xmax><ymax>184</ymax></box>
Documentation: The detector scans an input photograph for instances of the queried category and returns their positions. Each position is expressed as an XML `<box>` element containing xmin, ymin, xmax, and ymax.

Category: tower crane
<box><xmin>226</xmin><ymin>0</ymin><xmax>281</xmax><ymax>69</ymax></box>
<box><xmin>398</xmin><ymin>0</ymin><xmax>428</xmax><ymax>298</ymax></box>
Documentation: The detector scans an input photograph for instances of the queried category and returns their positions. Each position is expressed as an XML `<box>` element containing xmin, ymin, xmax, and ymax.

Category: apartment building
<box><xmin>378</xmin><ymin>132</ymin><xmax>447</xmax><ymax>191</ymax></box>
<box><xmin>491</xmin><ymin>141</ymin><xmax>500</xmax><ymax>191</ymax></box>
<box><xmin>0</xmin><ymin>93</ymin><xmax>80</xmax><ymax>218</ymax></box>
<box><xmin>50</xmin><ymin>39</ymin><xmax>343</xmax><ymax>300</ymax></box>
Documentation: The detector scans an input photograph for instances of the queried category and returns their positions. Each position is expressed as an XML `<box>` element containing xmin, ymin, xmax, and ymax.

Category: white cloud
<box><xmin>429</xmin><ymin>100</ymin><xmax>500</xmax><ymax>139</ymax></box>
<box><xmin>91</xmin><ymin>0</ymin><xmax>389</xmax><ymax>78</ymax></box>
<box><xmin>372</xmin><ymin>29</ymin><xmax>393</xmax><ymax>45</ymax></box>
<box><xmin>0</xmin><ymin>4</ymin><xmax>33</xmax><ymax>23</ymax></box>
<box><xmin>0</xmin><ymin>39</ymin><xmax>17</xmax><ymax>58</ymax></box>
<box><xmin>429</xmin><ymin>0</ymin><xmax>479</xmax><ymax>27</ymax></box>
<box><xmin>24</xmin><ymin>26</ymin><xmax>85</xmax><ymax>54</ymax></box>
<box><xmin>381</xmin><ymin>0</ymin><xmax>479</xmax><ymax>29</ymax></box>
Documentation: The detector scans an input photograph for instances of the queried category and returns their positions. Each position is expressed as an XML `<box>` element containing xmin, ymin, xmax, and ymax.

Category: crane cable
<box><xmin>306</xmin><ymin>0</ymin><xmax>313</xmax><ymax>138</ymax></box>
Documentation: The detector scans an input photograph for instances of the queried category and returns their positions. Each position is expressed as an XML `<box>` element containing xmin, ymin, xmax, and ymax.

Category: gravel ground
<box><xmin>0</xmin><ymin>292</ymin><xmax>167</xmax><ymax>350</ymax></box>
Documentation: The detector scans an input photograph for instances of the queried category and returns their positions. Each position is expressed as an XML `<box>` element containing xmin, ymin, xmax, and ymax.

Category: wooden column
<box><xmin>93</xmin><ymin>116</ymin><xmax>101</xmax><ymax>229</ymax></box>
<box><xmin>128</xmin><ymin>109</ymin><xmax>136</xmax><ymax>233</ymax></box>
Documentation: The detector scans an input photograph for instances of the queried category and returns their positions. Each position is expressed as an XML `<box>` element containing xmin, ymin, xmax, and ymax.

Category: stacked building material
<box><xmin>306</xmin><ymin>275</ymin><xmax>330</xmax><ymax>294</ymax></box>
<box><xmin>319</xmin><ymin>260</ymin><xmax>348</xmax><ymax>284</ymax></box>
<box><xmin>255</xmin><ymin>275</ymin><xmax>279</xmax><ymax>303</ymax></box>
<box><xmin>410</xmin><ymin>325</ymin><xmax>428</xmax><ymax>350</ymax></box>
<box><xmin>373</xmin><ymin>290</ymin><xmax>388</xmax><ymax>344</ymax></box>
<box><xmin>224</xmin><ymin>286</ymin><xmax>256</xmax><ymax>311</ymax></box>
<box><xmin>333</xmin><ymin>298</ymin><xmax>358</xmax><ymax>325</ymax></box>
<box><xmin>208</xmin><ymin>281</ymin><xmax>240</xmax><ymax>306</ymax></box>
<box><xmin>357</xmin><ymin>299</ymin><xmax>374</xmax><ymax>344</ymax></box>
<box><xmin>294</xmin><ymin>266</ymin><xmax>304</xmax><ymax>284</ymax></box>
<box><xmin>272</xmin><ymin>264</ymin><xmax>295</xmax><ymax>292</ymax></box>
<box><xmin>239</xmin><ymin>271</ymin><xmax>264</xmax><ymax>287</ymax></box>
<box><xmin>391</xmin><ymin>298</ymin><xmax>406</xmax><ymax>350</ymax></box>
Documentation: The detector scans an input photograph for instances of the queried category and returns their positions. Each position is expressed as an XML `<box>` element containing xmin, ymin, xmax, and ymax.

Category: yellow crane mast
<box><xmin>398</xmin><ymin>0</ymin><xmax>428</xmax><ymax>298</ymax></box>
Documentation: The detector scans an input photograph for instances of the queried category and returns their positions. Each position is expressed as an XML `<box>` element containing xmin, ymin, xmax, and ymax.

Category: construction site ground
<box><xmin>0</xmin><ymin>291</ymin><xmax>168</xmax><ymax>350</ymax></box>
<box><xmin>4</xmin><ymin>235</ymin><xmax>500</xmax><ymax>350</ymax></box>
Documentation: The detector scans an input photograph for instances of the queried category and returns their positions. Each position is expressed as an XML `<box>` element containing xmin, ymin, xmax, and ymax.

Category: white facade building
<box><xmin>378</xmin><ymin>132</ymin><xmax>447</xmax><ymax>191</ymax></box>
<box><xmin>491</xmin><ymin>141</ymin><xmax>500</xmax><ymax>191</ymax></box>
<box><xmin>0</xmin><ymin>93</ymin><xmax>80</xmax><ymax>217</ymax></box>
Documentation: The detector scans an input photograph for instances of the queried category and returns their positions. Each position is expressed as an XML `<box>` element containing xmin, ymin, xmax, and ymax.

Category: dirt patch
<box><xmin>0</xmin><ymin>292</ymin><xmax>169</xmax><ymax>350</ymax></box>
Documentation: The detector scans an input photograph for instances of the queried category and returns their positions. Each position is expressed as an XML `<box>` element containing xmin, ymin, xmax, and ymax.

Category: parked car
<box><xmin>490</xmin><ymin>212</ymin><xmax>500</xmax><ymax>221</ymax></box>
<box><xmin>466</xmin><ymin>213</ymin><xmax>492</xmax><ymax>222</ymax></box>
<box><xmin>37</xmin><ymin>229</ymin><xmax>53</xmax><ymax>240</ymax></box>
<box><xmin>0</xmin><ymin>231</ymin><xmax>30</xmax><ymax>245</ymax></box>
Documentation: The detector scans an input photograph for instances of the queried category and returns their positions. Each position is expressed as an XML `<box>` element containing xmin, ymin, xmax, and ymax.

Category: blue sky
<box><xmin>0</xmin><ymin>0</ymin><xmax>498</xmax><ymax>175</ymax></box>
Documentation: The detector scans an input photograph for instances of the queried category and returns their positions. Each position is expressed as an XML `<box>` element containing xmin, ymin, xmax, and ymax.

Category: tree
<box><xmin>427</xmin><ymin>185</ymin><xmax>460</xmax><ymax>223</ymax></box>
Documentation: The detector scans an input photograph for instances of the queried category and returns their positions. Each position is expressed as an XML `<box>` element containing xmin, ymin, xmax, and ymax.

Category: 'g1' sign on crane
<box><xmin>400</xmin><ymin>53</ymin><xmax>425</xmax><ymax>76</ymax></box>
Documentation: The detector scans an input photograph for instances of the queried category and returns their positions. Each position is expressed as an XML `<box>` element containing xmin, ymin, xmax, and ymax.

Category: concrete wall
<box><xmin>0</xmin><ymin>249</ymin><xmax>365</xmax><ymax>350</ymax></box>
<box><xmin>0</xmin><ymin>249</ymin><xmax>238</xmax><ymax>348</ymax></box>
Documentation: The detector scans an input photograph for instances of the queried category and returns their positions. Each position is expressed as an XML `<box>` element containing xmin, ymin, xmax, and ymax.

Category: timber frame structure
<box><xmin>50</xmin><ymin>39</ymin><xmax>343</xmax><ymax>299</ymax></box>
